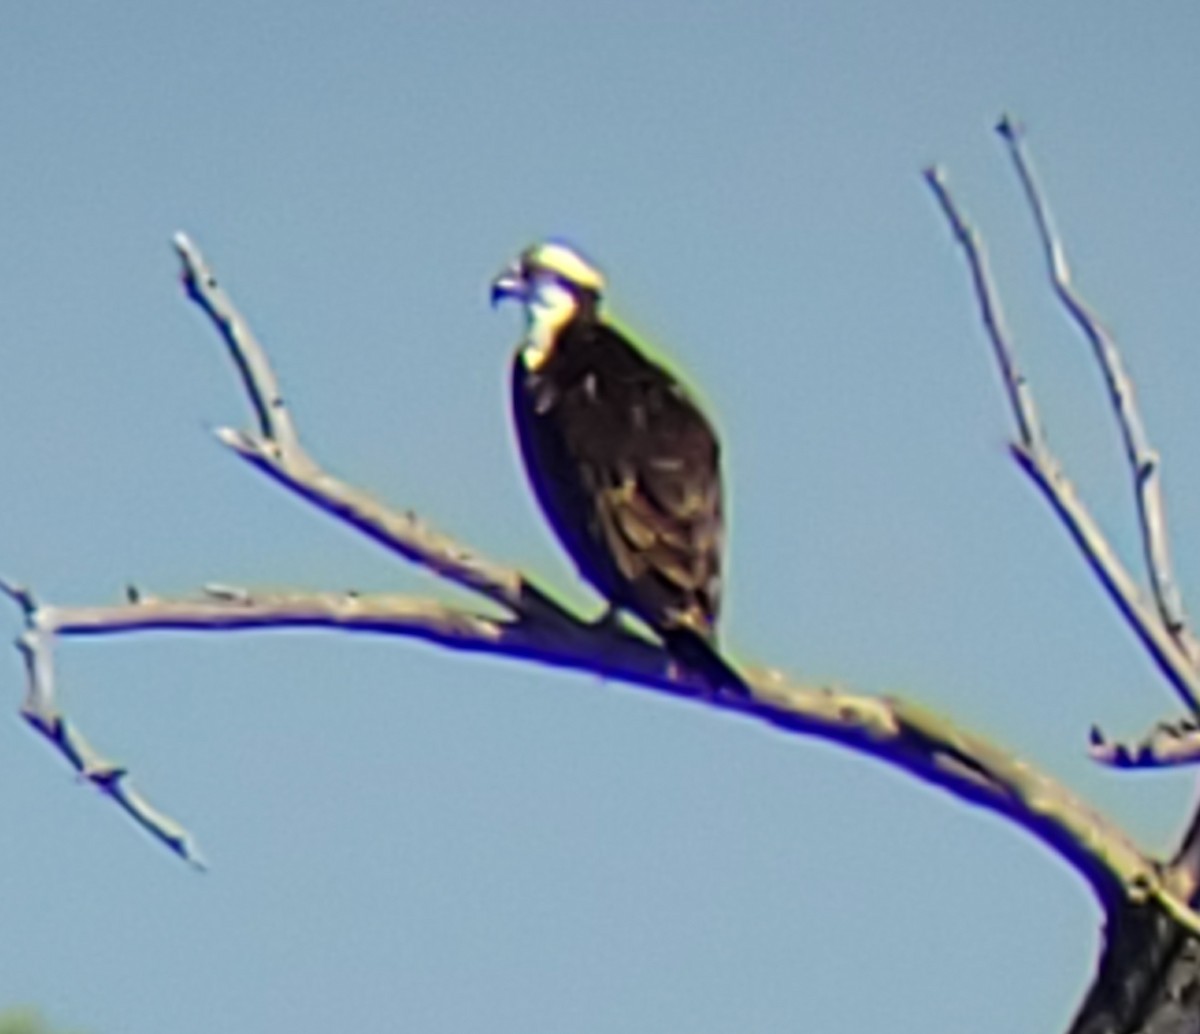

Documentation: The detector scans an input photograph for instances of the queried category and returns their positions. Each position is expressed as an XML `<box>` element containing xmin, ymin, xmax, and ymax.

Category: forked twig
<box><xmin>924</xmin><ymin>165</ymin><xmax>1200</xmax><ymax>718</ymax></box>
<box><xmin>997</xmin><ymin>117</ymin><xmax>1197</xmax><ymax>668</ymax></box>
<box><xmin>1089</xmin><ymin>719</ymin><xmax>1200</xmax><ymax>770</ymax></box>
<box><xmin>173</xmin><ymin>233</ymin><xmax>562</xmax><ymax>623</ymax></box>
<box><xmin>923</xmin><ymin>168</ymin><xmax>1042</xmax><ymax>452</ymax></box>
<box><xmin>2</xmin><ymin>579</ymin><xmax>207</xmax><ymax>868</ymax></box>
<box><xmin>175</xmin><ymin>234</ymin><xmax>300</xmax><ymax>457</ymax></box>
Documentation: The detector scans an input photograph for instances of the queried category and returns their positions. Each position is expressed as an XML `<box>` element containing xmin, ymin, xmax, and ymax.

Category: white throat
<box><xmin>522</xmin><ymin>279</ymin><xmax>579</xmax><ymax>370</ymax></box>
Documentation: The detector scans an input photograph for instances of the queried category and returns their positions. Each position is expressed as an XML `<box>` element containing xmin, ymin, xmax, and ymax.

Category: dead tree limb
<box><xmin>925</xmin><ymin>159</ymin><xmax>1200</xmax><ymax>722</ymax></box>
<box><xmin>929</xmin><ymin>115</ymin><xmax>1200</xmax><ymax>1034</ymax></box>
<box><xmin>996</xmin><ymin>117</ymin><xmax>1196</xmax><ymax>665</ymax></box>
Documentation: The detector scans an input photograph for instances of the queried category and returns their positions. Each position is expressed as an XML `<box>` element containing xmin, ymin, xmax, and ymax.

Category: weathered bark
<box><xmin>1071</xmin><ymin>902</ymin><xmax>1200</xmax><ymax>1034</ymax></box>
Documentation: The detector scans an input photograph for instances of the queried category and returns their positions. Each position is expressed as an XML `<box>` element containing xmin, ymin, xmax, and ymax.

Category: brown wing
<box><xmin>586</xmin><ymin>378</ymin><xmax>724</xmax><ymax>637</ymax></box>
<box><xmin>512</xmin><ymin>318</ymin><xmax>727</xmax><ymax>641</ymax></box>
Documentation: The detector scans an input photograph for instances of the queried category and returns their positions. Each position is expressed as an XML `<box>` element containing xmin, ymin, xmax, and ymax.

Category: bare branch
<box><xmin>924</xmin><ymin>166</ymin><xmax>1043</xmax><ymax>451</ymax></box>
<box><xmin>214</xmin><ymin>427</ymin><xmax>560</xmax><ymax>619</ymax></box>
<box><xmin>924</xmin><ymin>164</ymin><xmax>1200</xmax><ymax>718</ymax></box>
<box><xmin>176</xmin><ymin>235</ymin><xmax>568</xmax><ymax>625</ymax></box>
<box><xmin>174</xmin><ymin>233</ymin><xmax>300</xmax><ymax>457</ymax></box>
<box><xmin>1012</xmin><ymin>449</ymin><xmax>1200</xmax><ymax>715</ymax></box>
<box><xmin>3</xmin><ymin>580</ymin><xmax>206</xmax><ymax>868</ymax></box>
<box><xmin>996</xmin><ymin>116</ymin><xmax>1198</xmax><ymax>672</ymax></box>
<box><xmin>1088</xmin><ymin>719</ymin><xmax>1200</xmax><ymax>770</ymax></box>
<box><xmin>6</xmin><ymin>579</ymin><xmax>1185</xmax><ymax>915</ymax></box>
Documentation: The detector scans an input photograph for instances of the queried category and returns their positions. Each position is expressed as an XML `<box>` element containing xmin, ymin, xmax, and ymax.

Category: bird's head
<box><xmin>491</xmin><ymin>241</ymin><xmax>606</xmax><ymax>369</ymax></box>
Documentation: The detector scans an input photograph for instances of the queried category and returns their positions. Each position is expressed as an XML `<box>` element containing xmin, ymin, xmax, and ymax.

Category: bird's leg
<box><xmin>589</xmin><ymin>606</ymin><xmax>694</xmax><ymax>687</ymax></box>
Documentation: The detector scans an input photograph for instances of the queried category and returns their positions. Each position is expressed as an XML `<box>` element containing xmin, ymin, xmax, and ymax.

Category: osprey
<box><xmin>491</xmin><ymin>241</ymin><xmax>748</xmax><ymax>697</ymax></box>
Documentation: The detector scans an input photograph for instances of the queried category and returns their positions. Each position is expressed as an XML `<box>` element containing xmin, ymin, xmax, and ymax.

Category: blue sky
<box><xmin>3</xmin><ymin>3</ymin><xmax>1200</xmax><ymax>1031</ymax></box>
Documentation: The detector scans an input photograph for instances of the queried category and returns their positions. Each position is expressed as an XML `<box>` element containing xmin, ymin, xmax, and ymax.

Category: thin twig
<box><xmin>7</xmin><ymin>583</ymin><xmax>206</xmax><ymax>868</ymax></box>
<box><xmin>215</xmin><ymin>427</ymin><xmax>559</xmax><ymax>619</ymax></box>
<box><xmin>176</xmin><ymin>235</ymin><xmax>567</xmax><ymax>625</ymax></box>
<box><xmin>1089</xmin><ymin>719</ymin><xmax>1200</xmax><ymax>770</ymax></box>
<box><xmin>924</xmin><ymin>167</ymin><xmax>1042</xmax><ymax>451</ymax></box>
<box><xmin>1013</xmin><ymin>449</ymin><xmax>1200</xmax><ymax>714</ymax></box>
<box><xmin>997</xmin><ymin>117</ymin><xmax>1197</xmax><ymax>672</ymax></box>
<box><xmin>174</xmin><ymin>233</ymin><xmax>300</xmax><ymax>458</ymax></box>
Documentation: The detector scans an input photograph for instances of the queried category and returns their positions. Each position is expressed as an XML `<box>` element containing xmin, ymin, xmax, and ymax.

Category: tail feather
<box><xmin>662</xmin><ymin>628</ymin><xmax>750</xmax><ymax>698</ymax></box>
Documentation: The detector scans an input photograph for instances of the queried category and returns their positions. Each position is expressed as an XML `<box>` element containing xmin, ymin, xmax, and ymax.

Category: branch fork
<box><xmin>928</xmin><ymin>117</ymin><xmax>1200</xmax><ymax>937</ymax></box>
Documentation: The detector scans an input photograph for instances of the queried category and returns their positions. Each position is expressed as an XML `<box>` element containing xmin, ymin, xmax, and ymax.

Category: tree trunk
<box><xmin>1072</xmin><ymin>904</ymin><xmax>1200</xmax><ymax>1034</ymax></box>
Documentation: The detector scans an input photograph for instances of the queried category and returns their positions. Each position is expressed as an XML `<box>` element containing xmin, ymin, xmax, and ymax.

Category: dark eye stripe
<box><xmin>530</xmin><ymin>269</ymin><xmax>579</xmax><ymax>293</ymax></box>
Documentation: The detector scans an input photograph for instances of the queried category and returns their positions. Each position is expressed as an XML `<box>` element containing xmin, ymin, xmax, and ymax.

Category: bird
<box><xmin>491</xmin><ymin>240</ymin><xmax>749</xmax><ymax>697</ymax></box>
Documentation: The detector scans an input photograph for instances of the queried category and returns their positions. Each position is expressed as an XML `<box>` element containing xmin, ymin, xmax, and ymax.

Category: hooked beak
<box><xmin>489</xmin><ymin>263</ymin><xmax>527</xmax><ymax>308</ymax></box>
